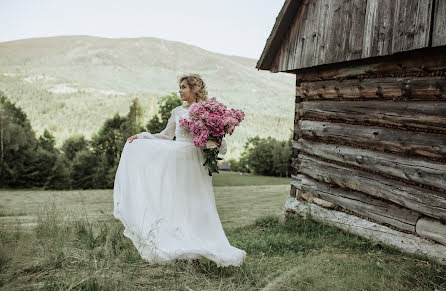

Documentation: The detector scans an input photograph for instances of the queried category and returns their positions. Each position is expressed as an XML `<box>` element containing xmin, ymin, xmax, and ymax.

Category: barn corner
<box><xmin>260</xmin><ymin>0</ymin><xmax>446</xmax><ymax>265</ymax></box>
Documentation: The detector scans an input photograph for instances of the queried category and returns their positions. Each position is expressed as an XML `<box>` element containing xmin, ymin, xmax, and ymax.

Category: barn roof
<box><xmin>256</xmin><ymin>0</ymin><xmax>302</xmax><ymax>71</ymax></box>
<box><xmin>257</xmin><ymin>0</ymin><xmax>446</xmax><ymax>73</ymax></box>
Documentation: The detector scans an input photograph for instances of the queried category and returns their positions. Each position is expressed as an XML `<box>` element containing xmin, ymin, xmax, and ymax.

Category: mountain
<box><xmin>0</xmin><ymin>35</ymin><xmax>295</xmax><ymax>159</ymax></box>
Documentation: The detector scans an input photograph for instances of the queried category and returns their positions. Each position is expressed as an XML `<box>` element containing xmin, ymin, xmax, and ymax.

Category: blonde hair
<box><xmin>178</xmin><ymin>73</ymin><xmax>208</xmax><ymax>103</ymax></box>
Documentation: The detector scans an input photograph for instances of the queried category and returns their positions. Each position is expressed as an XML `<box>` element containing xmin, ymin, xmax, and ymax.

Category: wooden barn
<box><xmin>257</xmin><ymin>0</ymin><xmax>446</xmax><ymax>264</ymax></box>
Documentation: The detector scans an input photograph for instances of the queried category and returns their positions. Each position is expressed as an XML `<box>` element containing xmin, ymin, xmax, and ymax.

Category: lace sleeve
<box><xmin>219</xmin><ymin>138</ymin><xmax>227</xmax><ymax>155</ymax></box>
<box><xmin>137</xmin><ymin>108</ymin><xmax>176</xmax><ymax>140</ymax></box>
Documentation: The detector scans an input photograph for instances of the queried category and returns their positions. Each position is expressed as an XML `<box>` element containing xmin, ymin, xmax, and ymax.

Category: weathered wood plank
<box><xmin>284</xmin><ymin>197</ymin><xmax>446</xmax><ymax>265</ymax></box>
<box><xmin>300</xmin><ymin>0</ymin><xmax>318</xmax><ymax>68</ymax></box>
<box><xmin>262</xmin><ymin>0</ymin><xmax>437</xmax><ymax>72</ymax></box>
<box><xmin>297</xmin><ymin>174</ymin><xmax>420</xmax><ymax>232</ymax></box>
<box><xmin>392</xmin><ymin>0</ymin><xmax>433</xmax><ymax>54</ymax></box>
<box><xmin>362</xmin><ymin>0</ymin><xmax>395</xmax><ymax>58</ymax></box>
<box><xmin>416</xmin><ymin>217</ymin><xmax>446</xmax><ymax>245</ymax></box>
<box><xmin>314</xmin><ymin>0</ymin><xmax>329</xmax><ymax>65</ymax></box>
<box><xmin>257</xmin><ymin>0</ymin><xmax>303</xmax><ymax>71</ymax></box>
<box><xmin>294</xmin><ymin>139</ymin><xmax>446</xmax><ymax>191</ymax></box>
<box><xmin>347</xmin><ymin>0</ymin><xmax>367</xmax><ymax>61</ymax></box>
<box><xmin>432</xmin><ymin>0</ymin><xmax>446</xmax><ymax>47</ymax></box>
<box><xmin>299</xmin><ymin>120</ymin><xmax>446</xmax><ymax>159</ymax></box>
<box><xmin>298</xmin><ymin>153</ymin><xmax>446</xmax><ymax>219</ymax></box>
<box><xmin>298</xmin><ymin>76</ymin><xmax>446</xmax><ymax>101</ymax></box>
<box><xmin>299</xmin><ymin>101</ymin><xmax>446</xmax><ymax>132</ymax></box>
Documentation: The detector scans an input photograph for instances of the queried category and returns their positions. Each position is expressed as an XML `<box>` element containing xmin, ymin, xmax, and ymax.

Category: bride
<box><xmin>113</xmin><ymin>74</ymin><xmax>247</xmax><ymax>267</ymax></box>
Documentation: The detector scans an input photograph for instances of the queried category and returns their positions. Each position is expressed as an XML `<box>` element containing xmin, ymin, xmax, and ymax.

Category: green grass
<box><xmin>1</xmin><ymin>205</ymin><xmax>445</xmax><ymax>290</ymax></box>
<box><xmin>0</xmin><ymin>173</ymin><xmax>445</xmax><ymax>290</ymax></box>
<box><xmin>212</xmin><ymin>171</ymin><xmax>291</xmax><ymax>187</ymax></box>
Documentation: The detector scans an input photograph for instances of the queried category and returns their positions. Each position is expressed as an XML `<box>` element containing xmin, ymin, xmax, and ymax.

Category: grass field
<box><xmin>0</xmin><ymin>172</ymin><xmax>445</xmax><ymax>290</ymax></box>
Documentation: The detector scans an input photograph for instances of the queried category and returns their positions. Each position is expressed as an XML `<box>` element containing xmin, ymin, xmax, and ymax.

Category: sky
<box><xmin>0</xmin><ymin>0</ymin><xmax>285</xmax><ymax>60</ymax></box>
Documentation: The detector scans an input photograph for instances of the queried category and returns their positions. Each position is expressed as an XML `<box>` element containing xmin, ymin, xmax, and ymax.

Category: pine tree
<box><xmin>0</xmin><ymin>93</ymin><xmax>39</xmax><ymax>187</ymax></box>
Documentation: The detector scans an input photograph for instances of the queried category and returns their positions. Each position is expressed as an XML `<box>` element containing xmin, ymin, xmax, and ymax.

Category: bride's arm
<box><xmin>136</xmin><ymin>108</ymin><xmax>176</xmax><ymax>140</ymax></box>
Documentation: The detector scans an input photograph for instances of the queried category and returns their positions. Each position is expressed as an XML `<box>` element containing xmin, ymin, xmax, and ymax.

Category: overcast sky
<box><xmin>0</xmin><ymin>0</ymin><xmax>285</xmax><ymax>59</ymax></box>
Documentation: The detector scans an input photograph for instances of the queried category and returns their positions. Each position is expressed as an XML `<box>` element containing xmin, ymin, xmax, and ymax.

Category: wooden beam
<box><xmin>298</xmin><ymin>76</ymin><xmax>446</xmax><ymax>101</ymax></box>
<box><xmin>432</xmin><ymin>0</ymin><xmax>446</xmax><ymax>47</ymax></box>
<box><xmin>298</xmin><ymin>120</ymin><xmax>446</xmax><ymax>160</ymax></box>
<box><xmin>416</xmin><ymin>217</ymin><xmax>446</xmax><ymax>245</ymax></box>
<box><xmin>299</xmin><ymin>101</ymin><xmax>446</xmax><ymax>133</ymax></box>
<box><xmin>283</xmin><ymin>197</ymin><xmax>446</xmax><ymax>265</ymax></box>
<box><xmin>294</xmin><ymin>139</ymin><xmax>446</xmax><ymax>191</ymax></box>
<box><xmin>298</xmin><ymin>153</ymin><xmax>446</xmax><ymax>220</ymax></box>
<box><xmin>293</xmin><ymin>47</ymin><xmax>446</xmax><ymax>81</ymax></box>
<box><xmin>296</xmin><ymin>174</ymin><xmax>420</xmax><ymax>232</ymax></box>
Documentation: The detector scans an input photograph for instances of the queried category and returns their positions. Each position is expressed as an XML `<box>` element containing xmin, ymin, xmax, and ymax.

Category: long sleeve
<box><xmin>219</xmin><ymin>138</ymin><xmax>227</xmax><ymax>155</ymax></box>
<box><xmin>137</xmin><ymin>108</ymin><xmax>176</xmax><ymax>140</ymax></box>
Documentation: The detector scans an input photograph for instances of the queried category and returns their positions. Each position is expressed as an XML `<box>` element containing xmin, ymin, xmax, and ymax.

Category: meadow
<box><xmin>0</xmin><ymin>172</ymin><xmax>445</xmax><ymax>290</ymax></box>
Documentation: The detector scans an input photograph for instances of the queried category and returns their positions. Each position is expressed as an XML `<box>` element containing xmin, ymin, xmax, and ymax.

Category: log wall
<box><xmin>291</xmin><ymin>48</ymin><xmax>446</xmax><ymax>246</ymax></box>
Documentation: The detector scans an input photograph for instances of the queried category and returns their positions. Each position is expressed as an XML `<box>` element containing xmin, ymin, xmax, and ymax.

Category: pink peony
<box><xmin>180</xmin><ymin>97</ymin><xmax>244</xmax><ymax>145</ymax></box>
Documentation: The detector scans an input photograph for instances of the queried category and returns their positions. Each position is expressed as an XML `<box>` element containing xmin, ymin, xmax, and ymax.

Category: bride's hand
<box><xmin>127</xmin><ymin>135</ymin><xmax>138</xmax><ymax>143</ymax></box>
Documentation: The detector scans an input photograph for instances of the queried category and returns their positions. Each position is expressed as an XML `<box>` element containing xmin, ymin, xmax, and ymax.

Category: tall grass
<box><xmin>1</xmin><ymin>200</ymin><xmax>445</xmax><ymax>290</ymax></box>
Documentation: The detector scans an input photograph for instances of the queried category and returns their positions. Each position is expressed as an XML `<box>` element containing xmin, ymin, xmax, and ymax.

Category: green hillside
<box><xmin>0</xmin><ymin>36</ymin><xmax>295</xmax><ymax>159</ymax></box>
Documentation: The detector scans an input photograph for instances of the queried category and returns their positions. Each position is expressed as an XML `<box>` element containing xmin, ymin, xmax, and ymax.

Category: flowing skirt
<box><xmin>113</xmin><ymin>138</ymin><xmax>246</xmax><ymax>267</ymax></box>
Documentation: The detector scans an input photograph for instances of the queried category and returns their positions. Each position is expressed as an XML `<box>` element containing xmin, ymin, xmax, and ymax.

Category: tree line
<box><xmin>0</xmin><ymin>91</ymin><xmax>182</xmax><ymax>189</ymax></box>
<box><xmin>229</xmin><ymin>135</ymin><xmax>292</xmax><ymax>177</ymax></box>
<box><xmin>0</xmin><ymin>91</ymin><xmax>291</xmax><ymax>190</ymax></box>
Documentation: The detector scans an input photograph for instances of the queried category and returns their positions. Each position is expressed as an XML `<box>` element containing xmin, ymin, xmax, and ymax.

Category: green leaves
<box><xmin>202</xmin><ymin>147</ymin><xmax>221</xmax><ymax>176</ymax></box>
<box><xmin>230</xmin><ymin>135</ymin><xmax>292</xmax><ymax>177</ymax></box>
<box><xmin>146</xmin><ymin>93</ymin><xmax>182</xmax><ymax>134</ymax></box>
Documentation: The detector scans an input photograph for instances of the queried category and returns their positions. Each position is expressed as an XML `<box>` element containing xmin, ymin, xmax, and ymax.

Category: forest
<box><xmin>0</xmin><ymin>91</ymin><xmax>291</xmax><ymax>190</ymax></box>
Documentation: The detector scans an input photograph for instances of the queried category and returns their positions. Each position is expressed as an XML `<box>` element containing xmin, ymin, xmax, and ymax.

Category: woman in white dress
<box><xmin>113</xmin><ymin>74</ymin><xmax>247</xmax><ymax>267</ymax></box>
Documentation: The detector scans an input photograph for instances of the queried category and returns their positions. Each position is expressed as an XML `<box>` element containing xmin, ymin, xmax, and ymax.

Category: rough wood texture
<box><xmin>416</xmin><ymin>217</ymin><xmax>446</xmax><ymax>245</ymax></box>
<box><xmin>362</xmin><ymin>0</ymin><xmax>394</xmax><ymax>58</ymax></box>
<box><xmin>432</xmin><ymin>0</ymin><xmax>446</xmax><ymax>47</ymax></box>
<box><xmin>296</xmin><ymin>174</ymin><xmax>420</xmax><ymax>232</ymax></box>
<box><xmin>299</xmin><ymin>101</ymin><xmax>446</xmax><ymax>132</ymax></box>
<box><xmin>294</xmin><ymin>139</ymin><xmax>446</xmax><ymax>191</ymax></box>
<box><xmin>391</xmin><ymin>0</ymin><xmax>433</xmax><ymax>53</ymax></box>
<box><xmin>283</xmin><ymin>197</ymin><xmax>446</xmax><ymax>265</ymax></box>
<box><xmin>256</xmin><ymin>0</ymin><xmax>303</xmax><ymax>70</ymax></box>
<box><xmin>298</xmin><ymin>76</ymin><xmax>446</xmax><ymax>101</ymax></box>
<box><xmin>298</xmin><ymin>120</ymin><xmax>446</xmax><ymax>160</ymax></box>
<box><xmin>293</xmin><ymin>47</ymin><xmax>446</xmax><ymax>81</ymax></box>
<box><xmin>260</xmin><ymin>0</ymin><xmax>439</xmax><ymax>72</ymax></box>
<box><xmin>298</xmin><ymin>153</ymin><xmax>446</xmax><ymax>219</ymax></box>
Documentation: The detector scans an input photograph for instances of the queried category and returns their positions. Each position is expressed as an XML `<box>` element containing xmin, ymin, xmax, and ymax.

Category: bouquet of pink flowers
<box><xmin>179</xmin><ymin>97</ymin><xmax>245</xmax><ymax>176</ymax></box>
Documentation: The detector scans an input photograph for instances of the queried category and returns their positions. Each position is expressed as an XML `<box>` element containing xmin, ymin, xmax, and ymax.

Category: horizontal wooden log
<box><xmin>416</xmin><ymin>218</ymin><xmax>446</xmax><ymax>245</ymax></box>
<box><xmin>313</xmin><ymin>197</ymin><xmax>334</xmax><ymax>208</ymax></box>
<box><xmin>298</xmin><ymin>153</ymin><xmax>446</xmax><ymax>219</ymax></box>
<box><xmin>297</xmin><ymin>174</ymin><xmax>419</xmax><ymax>232</ymax></box>
<box><xmin>299</xmin><ymin>120</ymin><xmax>446</xmax><ymax>159</ymax></box>
<box><xmin>294</xmin><ymin>139</ymin><xmax>446</xmax><ymax>191</ymax></box>
<box><xmin>293</xmin><ymin>47</ymin><xmax>446</xmax><ymax>81</ymax></box>
<box><xmin>284</xmin><ymin>197</ymin><xmax>446</xmax><ymax>265</ymax></box>
<box><xmin>298</xmin><ymin>101</ymin><xmax>446</xmax><ymax>132</ymax></box>
<box><xmin>297</xmin><ymin>76</ymin><xmax>446</xmax><ymax>101</ymax></box>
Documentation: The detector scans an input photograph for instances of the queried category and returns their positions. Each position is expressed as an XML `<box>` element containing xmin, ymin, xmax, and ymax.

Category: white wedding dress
<box><xmin>113</xmin><ymin>105</ymin><xmax>246</xmax><ymax>267</ymax></box>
